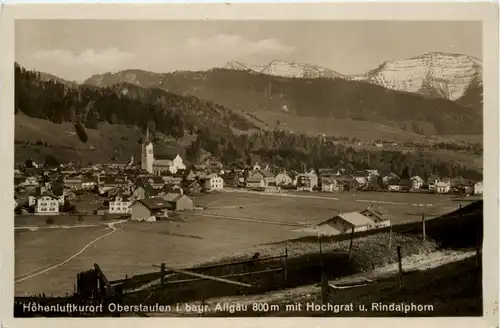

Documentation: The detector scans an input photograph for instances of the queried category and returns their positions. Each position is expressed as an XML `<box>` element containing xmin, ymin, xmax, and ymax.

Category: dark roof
<box><xmin>155</xmin><ymin>154</ymin><xmax>177</xmax><ymax>161</ymax></box>
<box><xmin>137</xmin><ymin>197</ymin><xmax>172</xmax><ymax>210</ymax></box>
<box><xmin>260</xmin><ymin>170</ymin><xmax>275</xmax><ymax>178</ymax></box>
<box><xmin>353</xmin><ymin>171</ymin><xmax>370</xmax><ymax>177</ymax></box>
<box><xmin>14</xmin><ymin>177</ymin><xmax>26</xmax><ymax>185</ymax></box>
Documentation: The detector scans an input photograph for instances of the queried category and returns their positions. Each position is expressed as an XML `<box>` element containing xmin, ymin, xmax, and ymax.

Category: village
<box><xmin>13</xmin><ymin>128</ymin><xmax>483</xmax><ymax>236</ymax></box>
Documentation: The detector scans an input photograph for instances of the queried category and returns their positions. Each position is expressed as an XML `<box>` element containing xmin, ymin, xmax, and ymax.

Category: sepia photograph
<box><xmin>1</xmin><ymin>3</ymin><xmax>498</xmax><ymax>325</ymax></box>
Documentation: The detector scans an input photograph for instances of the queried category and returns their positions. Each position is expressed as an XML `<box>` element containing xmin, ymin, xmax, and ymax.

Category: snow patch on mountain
<box><xmin>355</xmin><ymin>52</ymin><xmax>482</xmax><ymax>101</ymax></box>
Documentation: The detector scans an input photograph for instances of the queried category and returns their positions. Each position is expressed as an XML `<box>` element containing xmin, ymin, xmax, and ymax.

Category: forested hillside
<box><xmin>15</xmin><ymin>64</ymin><xmax>258</xmax><ymax>139</ymax></box>
<box><xmin>85</xmin><ymin>68</ymin><xmax>483</xmax><ymax>135</ymax></box>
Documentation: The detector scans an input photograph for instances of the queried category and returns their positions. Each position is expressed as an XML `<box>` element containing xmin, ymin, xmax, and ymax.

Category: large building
<box><xmin>141</xmin><ymin>128</ymin><xmax>155</xmax><ymax>174</ymax></box>
<box><xmin>140</xmin><ymin>127</ymin><xmax>186</xmax><ymax>174</ymax></box>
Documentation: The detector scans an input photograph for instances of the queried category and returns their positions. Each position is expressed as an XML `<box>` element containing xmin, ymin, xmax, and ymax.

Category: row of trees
<box><xmin>187</xmin><ymin>128</ymin><xmax>482</xmax><ymax>180</ymax></box>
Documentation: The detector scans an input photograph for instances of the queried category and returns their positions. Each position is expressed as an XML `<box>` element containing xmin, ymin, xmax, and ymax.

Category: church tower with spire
<box><xmin>141</xmin><ymin>127</ymin><xmax>154</xmax><ymax>173</ymax></box>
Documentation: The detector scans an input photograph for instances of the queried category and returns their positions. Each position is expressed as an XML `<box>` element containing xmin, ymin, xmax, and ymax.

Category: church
<box><xmin>141</xmin><ymin>128</ymin><xmax>186</xmax><ymax>175</ymax></box>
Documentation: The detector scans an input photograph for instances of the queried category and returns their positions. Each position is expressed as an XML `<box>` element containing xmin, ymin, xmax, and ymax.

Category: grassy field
<box><xmin>194</xmin><ymin>191</ymin><xmax>464</xmax><ymax>225</ymax></box>
<box><xmin>14</xmin><ymin>191</ymin><xmax>469</xmax><ymax>297</ymax></box>
<box><xmin>14</xmin><ymin>113</ymin><xmax>193</xmax><ymax>165</ymax></box>
<box><xmin>247</xmin><ymin>110</ymin><xmax>483</xmax><ymax>145</ymax></box>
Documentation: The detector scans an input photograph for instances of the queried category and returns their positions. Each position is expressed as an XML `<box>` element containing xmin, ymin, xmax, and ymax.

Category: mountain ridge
<box><xmin>81</xmin><ymin>52</ymin><xmax>482</xmax><ymax>103</ymax></box>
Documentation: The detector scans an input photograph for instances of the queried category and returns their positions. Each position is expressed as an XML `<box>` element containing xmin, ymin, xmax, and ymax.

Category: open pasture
<box><xmin>194</xmin><ymin>191</ymin><xmax>464</xmax><ymax>225</ymax></box>
<box><xmin>14</xmin><ymin>217</ymin><xmax>306</xmax><ymax>297</ymax></box>
<box><xmin>15</xmin><ymin>191</ymin><xmax>468</xmax><ymax>297</ymax></box>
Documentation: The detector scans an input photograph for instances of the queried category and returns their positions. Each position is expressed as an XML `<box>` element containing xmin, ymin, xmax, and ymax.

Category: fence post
<box><xmin>319</xmin><ymin>237</ymin><xmax>323</xmax><ymax>269</ymax></box>
<box><xmin>476</xmin><ymin>227</ymin><xmax>481</xmax><ymax>269</ymax></box>
<box><xmin>348</xmin><ymin>227</ymin><xmax>355</xmax><ymax>258</ymax></box>
<box><xmin>284</xmin><ymin>246</ymin><xmax>288</xmax><ymax>282</ymax></box>
<box><xmin>388</xmin><ymin>224</ymin><xmax>392</xmax><ymax>249</ymax></box>
<box><xmin>321</xmin><ymin>270</ymin><xmax>329</xmax><ymax>306</ymax></box>
<box><xmin>397</xmin><ymin>246</ymin><xmax>404</xmax><ymax>289</ymax></box>
<box><xmin>160</xmin><ymin>263</ymin><xmax>166</xmax><ymax>284</ymax></box>
<box><xmin>421</xmin><ymin>212</ymin><xmax>426</xmax><ymax>241</ymax></box>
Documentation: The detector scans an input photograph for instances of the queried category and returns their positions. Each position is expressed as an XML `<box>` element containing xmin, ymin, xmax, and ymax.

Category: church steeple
<box><xmin>144</xmin><ymin>126</ymin><xmax>151</xmax><ymax>145</ymax></box>
<box><xmin>141</xmin><ymin>126</ymin><xmax>154</xmax><ymax>173</ymax></box>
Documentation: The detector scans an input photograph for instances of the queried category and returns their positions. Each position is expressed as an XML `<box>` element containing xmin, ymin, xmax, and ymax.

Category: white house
<box><xmin>109</xmin><ymin>196</ymin><xmax>132</xmax><ymax>214</ymax></box>
<box><xmin>435</xmin><ymin>180</ymin><xmax>451</xmax><ymax>194</ymax></box>
<box><xmin>81</xmin><ymin>177</ymin><xmax>96</xmax><ymax>190</ymax></box>
<box><xmin>153</xmin><ymin>154</ymin><xmax>186</xmax><ymax>175</ymax></box>
<box><xmin>34</xmin><ymin>195</ymin><xmax>60</xmax><ymax>215</ymax></box>
<box><xmin>201</xmin><ymin>174</ymin><xmax>224</xmax><ymax>191</ymax></box>
<box><xmin>410</xmin><ymin>176</ymin><xmax>424</xmax><ymax>190</ymax></box>
<box><xmin>474</xmin><ymin>181</ymin><xmax>483</xmax><ymax>195</ymax></box>
<box><xmin>275</xmin><ymin>171</ymin><xmax>293</xmax><ymax>186</ymax></box>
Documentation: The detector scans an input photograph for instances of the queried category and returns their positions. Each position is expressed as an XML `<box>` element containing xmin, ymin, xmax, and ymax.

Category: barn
<box><xmin>129</xmin><ymin>197</ymin><xmax>172</xmax><ymax>221</ymax></box>
<box><xmin>317</xmin><ymin>212</ymin><xmax>376</xmax><ymax>235</ymax></box>
<box><xmin>161</xmin><ymin>193</ymin><xmax>194</xmax><ymax>211</ymax></box>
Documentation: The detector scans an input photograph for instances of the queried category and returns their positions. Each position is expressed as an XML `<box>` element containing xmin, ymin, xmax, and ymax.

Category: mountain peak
<box><xmin>356</xmin><ymin>52</ymin><xmax>483</xmax><ymax>101</ymax></box>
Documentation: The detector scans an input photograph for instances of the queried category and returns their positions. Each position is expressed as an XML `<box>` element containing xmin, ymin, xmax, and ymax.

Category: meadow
<box><xmin>14</xmin><ymin>191</ymin><xmax>468</xmax><ymax>297</ymax></box>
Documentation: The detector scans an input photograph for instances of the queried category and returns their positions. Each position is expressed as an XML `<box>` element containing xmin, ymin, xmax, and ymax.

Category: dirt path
<box><xmin>14</xmin><ymin>220</ymin><xmax>127</xmax><ymax>283</ymax></box>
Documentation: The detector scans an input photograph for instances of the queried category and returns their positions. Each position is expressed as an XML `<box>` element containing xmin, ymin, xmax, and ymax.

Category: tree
<box><xmin>24</xmin><ymin>159</ymin><xmax>34</xmax><ymax>168</ymax></box>
<box><xmin>74</xmin><ymin>121</ymin><xmax>88</xmax><ymax>143</ymax></box>
<box><xmin>401</xmin><ymin>166</ymin><xmax>410</xmax><ymax>180</ymax></box>
<box><xmin>45</xmin><ymin>155</ymin><xmax>60</xmax><ymax>168</ymax></box>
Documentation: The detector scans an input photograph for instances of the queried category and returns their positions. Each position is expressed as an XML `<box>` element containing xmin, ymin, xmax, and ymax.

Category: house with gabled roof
<box><xmin>317</xmin><ymin>212</ymin><xmax>376</xmax><ymax>236</ymax></box>
<box><xmin>130</xmin><ymin>197</ymin><xmax>172</xmax><ymax>221</ymax></box>
<box><xmin>161</xmin><ymin>193</ymin><xmax>194</xmax><ymax>211</ymax></box>
<box><xmin>275</xmin><ymin>170</ymin><xmax>293</xmax><ymax>187</ymax></box>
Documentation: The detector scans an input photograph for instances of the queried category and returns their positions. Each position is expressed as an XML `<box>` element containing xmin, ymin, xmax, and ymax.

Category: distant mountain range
<box><xmin>224</xmin><ymin>60</ymin><xmax>346</xmax><ymax>79</ymax></box>
<box><xmin>220</xmin><ymin>53</ymin><xmax>482</xmax><ymax>103</ymax></box>
<box><xmin>81</xmin><ymin>52</ymin><xmax>482</xmax><ymax>135</ymax></box>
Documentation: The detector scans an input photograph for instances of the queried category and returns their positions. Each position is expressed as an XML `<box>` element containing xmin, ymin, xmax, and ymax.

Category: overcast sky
<box><xmin>16</xmin><ymin>20</ymin><xmax>482</xmax><ymax>82</ymax></box>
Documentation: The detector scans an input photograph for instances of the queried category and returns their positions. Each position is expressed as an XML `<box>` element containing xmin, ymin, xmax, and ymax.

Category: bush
<box><xmin>77</xmin><ymin>215</ymin><xmax>84</xmax><ymax>222</ymax></box>
<box><xmin>46</xmin><ymin>217</ymin><xmax>55</xmax><ymax>225</ymax></box>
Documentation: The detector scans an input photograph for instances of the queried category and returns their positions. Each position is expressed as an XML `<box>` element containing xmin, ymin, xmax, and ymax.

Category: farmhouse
<box><xmin>161</xmin><ymin>193</ymin><xmax>194</xmax><ymax>211</ymax></box>
<box><xmin>184</xmin><ymin>180</ymin><xmax>203</xmax><ymax>194</ymax></box>
<box><xmin>63</xmin><ymin>177</ymin><xmax>83</xmax><ymax>191</ymax></box>
<box><xmin>138</xmin><ymin>176</ymin><xmax>166</xmax><ymax>190</ymax></box>
<box><xmin>387</xmin><ymin>178</ymin><xmax>401</xmax><ymax>191</ymax></box>
<box><xmin>297</xmin><ymin>171</ymin><xmax>318</xmax><ymax>192</ymax></box>
<box><xmin>275</xmin><ymin>171</ymin><xmax>293</xmax><ymax>187</ymax></box>
<box><xmin>382</xmin><ymin>173</ymin><xmax>399</xmax><ymax>186</ymax></box>
<box><xmin>109</xmin><ymin>196</ymin><xmax>132</xmax><ymax>214</ymax></box>
<box><xmin>410</xmin><ymin>176</ymin><xmax>424</xmax><ymax>190</ymax></box>
<box><xmin>200</xmin><ymin>174</ymin><xmax>224</xmax><ymax>192</ymax></box>
<box><xmin>427</xmin><ymin>174</ymin><xmax>440</xmax><ymax>191</ymax></box>
<box><xmin>474</xmin><ymin>181</ymin><xmax>483</xmax><ymax>195</ymax></box>
<box><xmin>246</xmin><ymin>172</ymin><xmax>265</xmax><ymax>189</ymax></box>
<box><xmin>264</xmin><ymin>182</ymin><xmax>281</xmax><ymax>193</ymax></box>
<box><xmin>352</xmin><ymin>171</ymin><xmax>370</xmax><ymax>186</ymax></box>
<box><xmin>360</xmin><ymin>205</ymin><xmax>391</xmax><ymax>228</ymax></box>
<box><xmin>33</xmin><ymin>194</ymin><xmax>60</xmax><ymax>215</ymax></box>
<box><xmin>260</xmin><ymin>170</ymin><xmax>276</xmax><ymax>186</ymax></box>
<box><xmin>81</xmin><ymin>176</ymin><xmax>96</xmax><ymax>190</ymax></box>
<box><xmin>435</xmin><ymin>180</ymin><xmax>451</xmax><ymax>194</ymax></box>
<box><xmin>317</xmin><ymin>212</ymin><xmax>376</xmax><ymax>235</ymax></box>
<box><xmin>129</xmin><ymin>197</ymin><xmax>172</xmax><ymax>221</ymax></box>
<box><xmin>321</xmin><ymin>177</ymin><xmax>342</xmax><ymax>192</ymax></box>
